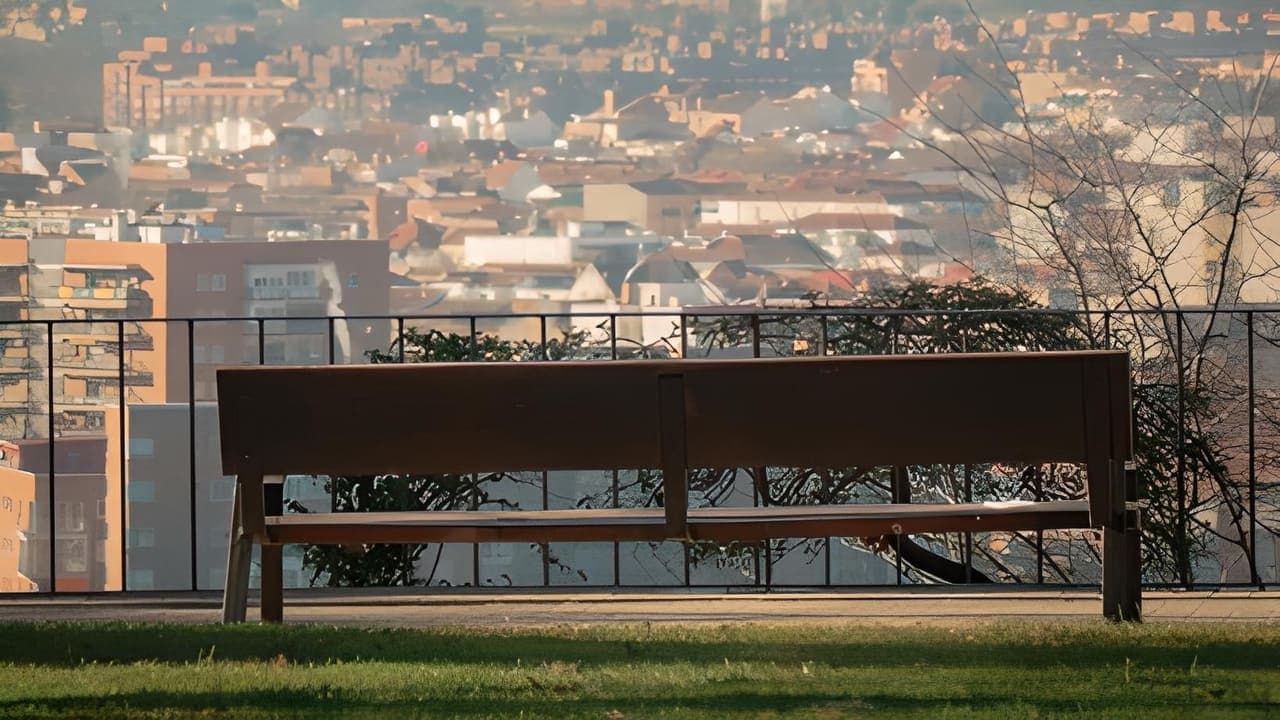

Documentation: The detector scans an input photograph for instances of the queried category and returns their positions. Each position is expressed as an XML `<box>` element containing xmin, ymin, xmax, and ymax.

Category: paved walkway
<box><xmin>0</xmin><ymin>588</ymin><xmax>1275</xmax><ymax>625</ymax></box>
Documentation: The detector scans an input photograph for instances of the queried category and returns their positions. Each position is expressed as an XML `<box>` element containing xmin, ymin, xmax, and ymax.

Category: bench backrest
<box><xmin>218</xmin><ymin>350</ymin><xmax>1131</xmax><ymax>526</ymax></box>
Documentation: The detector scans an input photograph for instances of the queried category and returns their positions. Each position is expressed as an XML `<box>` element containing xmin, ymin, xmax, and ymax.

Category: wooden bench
<box><xmin>217</xmin><ymin>350</ymin><xmax>1142</xmax><ymax>623</ymax></box>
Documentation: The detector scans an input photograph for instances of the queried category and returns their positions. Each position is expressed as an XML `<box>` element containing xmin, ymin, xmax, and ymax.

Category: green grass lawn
<box><xmin>0</xmin><ymin>621</ymin><xmax>1275</xmax><ymax>718</ymax></box>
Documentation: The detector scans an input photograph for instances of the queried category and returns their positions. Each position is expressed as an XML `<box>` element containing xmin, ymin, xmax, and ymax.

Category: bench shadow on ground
<box><xmin>0</xmin><ymin>623</ymin><xmax>1273</xmax><ymax>672</ymax></box>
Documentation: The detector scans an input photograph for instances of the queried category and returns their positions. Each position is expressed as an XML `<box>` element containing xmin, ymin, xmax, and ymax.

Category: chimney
<box><xmin>603</xmin><ymin>89</ymin><xmax>615</xmax><ymax>116</ymax></box>
<box><xmin>198</xmin><ymin>62</ymin><xmax>212</xmax><ymax>78</ymax></box>
<box><xmin>255</xmin><ymin>61</ymin><xmax>269</xmax><ymax>79</ymax></box>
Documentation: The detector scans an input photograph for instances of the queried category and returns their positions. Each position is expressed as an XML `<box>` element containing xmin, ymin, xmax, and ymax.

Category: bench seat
<box><xmin>265</xmin><ymin>500</ymin><xmax>1090</xmax><ymax>545</ymax></box>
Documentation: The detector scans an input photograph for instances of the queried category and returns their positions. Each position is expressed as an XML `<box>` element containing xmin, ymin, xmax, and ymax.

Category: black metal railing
<box><xmin>0</xmin><ymin>308</ymin><xmax>1275</xmax><ymax>595</ymax></box>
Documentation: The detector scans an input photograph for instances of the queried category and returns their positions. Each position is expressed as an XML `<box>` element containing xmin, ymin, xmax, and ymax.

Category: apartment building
<box><xmin>0</xmin><ymin>465</ymin><xmax>37</xmax><ymax>593</ymax></box>
<box><xmin>0</xmin><ymin>234</ymin><xmax>389</xmax><ymax>440</ymax></box>
<box><xmin>583</xmin><ymin>180</ymin><xmax>715</xmax><ymax>236</ymax></box>
<box><xmin>54</xmin><ymin>237</ymin><xmax>390</xmax><ymax>406</ymax></box>
<box><xmin>0</xmin><ymin>231</ymin><xmax>390</xmax><ymax>591</ymax></box>
<box><xmin>121</xmin><ymin>402</ymin><xmax>333</xmax><ymax>591</ymax></box>
<box><xmin>0</xmin><ymin>434</ymin><xmax>124</xmax><ymax>592</ymax></box>
<box><xmin>103</xmin><ymin>44</ymin><xmax>295</xmax><ymax>130</ymax></box>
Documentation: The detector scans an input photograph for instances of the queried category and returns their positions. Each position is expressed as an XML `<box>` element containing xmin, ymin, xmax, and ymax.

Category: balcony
<box><xmin>248</xmin><ymin>287</ymin><xmax>322</xmax><ymax>301</ymax></box>
<box><xmin>60</xmin><ymin>328</ymin><xmax>156</xmax><ymax>353</ymax></box>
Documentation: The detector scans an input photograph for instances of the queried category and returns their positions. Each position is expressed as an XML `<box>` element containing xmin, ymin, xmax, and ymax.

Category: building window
<box><xmin>129</xmin><ymin>438</ymin><xmax>155</xmax><ymax>458</ymax></box>
<box><xmin>128</xmin><ymin>527</ymin><xmax>155</xmax><ymax>548</ymax></box>
<box><xmin>55</xmin><ymin>502</ymin><xmax>85</xmax><ymax>532</ymax></box>
<box><xmin>347</xmin><ymin>273</ymin><xmax>359</xmax><ymax>288</ymax></box>
<box><xmin>197</xmin><ymin>273</ymin><xmax>228</xmax><ymax>292</ymax></box>
<box><xmin>1047</xmin><ymin>289</ymin><xmax>1077</xmax><ymax>311</ymax></box>
<box><xmin>128</xmin><ymin>569</ymin><xmax>155</xmax><ymax>590</ymax></box>
<box><xmin>128</xmin><ymin>480</ymin><xmax>156</xmax><ymax>503</ymax></box>
<box><xmin>56</xmin><ymin>539</ymin><xmax>87</xmax><ymax>573</ymax></box>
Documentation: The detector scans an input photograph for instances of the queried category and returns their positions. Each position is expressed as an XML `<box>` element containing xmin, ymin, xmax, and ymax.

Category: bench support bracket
<box><xmin>260</xmin><ymin>477</ymin><xmax>286</xmax><ymax>623</ymax></box>
<box><xmin>222</xmin><ymin>478</ymin><xmax>254</xmax><ymax>624</ymax></box>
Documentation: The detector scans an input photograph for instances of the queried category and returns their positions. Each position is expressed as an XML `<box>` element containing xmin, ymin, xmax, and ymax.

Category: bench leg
<box><xmin>1102</xmin><ymin>521</ymin><xmax>1142</xmax><ymax>622</ymax></box>
<box><xmin>222</xmin><ymin>485</ymin><xmax>254</xmax><ymax>624</ymax></box>
<box><xmin>260</xmin><ymin>544</ymin><xmax>284</xmax><ymax>624</ymax></box>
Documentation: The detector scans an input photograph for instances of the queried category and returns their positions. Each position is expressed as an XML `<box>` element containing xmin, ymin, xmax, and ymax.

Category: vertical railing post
<box><xmin>683</xmin><ymin>542</ymin><xmax>692</xmax><ymax>588</ymax></box>
<box><xmin>397</xmin><ymin>317</ymin><xmax>406</xmax><ymax>363</ymax></box>
<box><xmin>819</xmin><ymin>314</ymin><xmax>829</xmax><ymax>356</ymax></box>
<box><xmin>257</xmin><ymin>318</ymin><xmax>265</xmax><ymax>365</ymax></box>
<box><xmin>46</xmin><ymin>321</ymin><xmax>56</xmax><ymax>593</ymax></box>
<box><xmin>963</xmin><ymin>464</ymin><xmax>972</xmax><ymax>583</ymax></box>
<box><xmin>117</xmin><ymin>321</ymin><xmax>127</xmax><ymax>592</ymax></box>
<box><xmin>328</xmin><ymin>316</ymin><xmax>337</xmax><ymax>514</ymax></box>
<box><xmin>749</xmin><ymin>468</ymin><xmax>761</xmax><ymax>588</ymax></box>
<box><xmin>1099</xmin><ymin>310</ymin><xmax>1113</xmax><ymax>589</ymax></box>
<box><xmin>612</xmin><ymin>469</ymin><xmax>620</xmax><ymax>587</ymax></box>
<box><xmin>822</xmin><ymin>471</ymin><xmax>832</xmax><ymax>587</ymax></box>
<box><xmin>750</xmin><ymin>313</ymin><xmax>762</xmax><ymax>585</ymax></box>
<box><xmin>1175</xmin><ymin>312</ymin><xmax>1188</xmax><ymax>587</ymax></box>
<box><xmin>679</xmin><ymin>313</ymin><xmax>688</xmax><ymax>358</ymax></box>
<box><xmin>469</xmin><ymin>313</ymin><xmax>480</xmax><ymax>582</ymax></box>
<box><xmin>1035</xmin><ymin>466</ymin><xmax>1045</xmax><ymax>585</ymax></box>
<box><xmin>471</xmin><ymin>473</ymin><xmax>480</xmax><ymax>586</ymax></box>
<box><xmin>187</xmin><ymin>319</ymin><xmax>197</xmax><ymax>591</ymax></box>
<box><xmin>539</xmin><ymin>314</ymin><xmax>550</xmax><ymax>582</ymax></box>
<box><xmin>609</xmin><ymin>314</ymin><xmax>618</xmax><ymax>360</ymax></box>
<box><xmin>327</xmin><ymin>316</ymin><xmax>336</xmax><ymax>365</ymax></box>
<box><xmin>541</xmin><ymin>469</ymin><xmax>550</xmax><ymax>587</ymax></box>
<box><xmin>892</xmin><ymin>466</ymin><xmax>908</xmax><ymax>586</ymax></box>
<box><xmin>1248</xmin><ymin>311</ymin><xmax>1261</xmax><ymax>588</ymax></box>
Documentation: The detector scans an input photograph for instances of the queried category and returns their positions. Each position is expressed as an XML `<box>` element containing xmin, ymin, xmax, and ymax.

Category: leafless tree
<box><xmin>865</xmin><ymin>4</ymin><xmax>1280</xmax><ymax>586</ymax></box>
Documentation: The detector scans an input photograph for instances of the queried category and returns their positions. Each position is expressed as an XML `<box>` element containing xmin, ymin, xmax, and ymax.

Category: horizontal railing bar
<box><xmin>0</xmin><ymin>306</ymin><xmax>1267</xmax><ymax>327</ymax></box>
